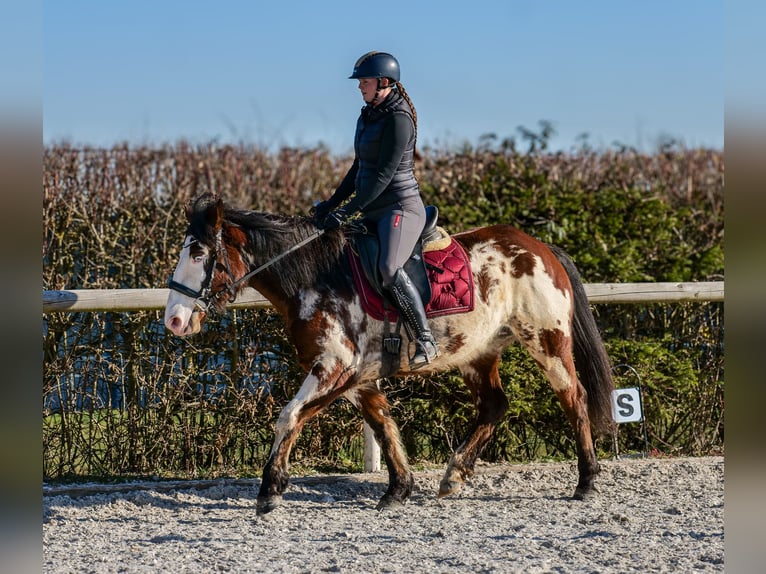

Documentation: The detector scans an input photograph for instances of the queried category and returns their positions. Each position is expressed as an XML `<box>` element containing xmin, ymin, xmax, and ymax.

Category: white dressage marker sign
<box><xmin>610</xmin><ymin>384</ymin><xmax>649</xmax><ymax>458</ymax></box>
<box><xmin>611</xmin><ymin>387</ymin><xmax>643</xmax><ymax>423</ymax></box>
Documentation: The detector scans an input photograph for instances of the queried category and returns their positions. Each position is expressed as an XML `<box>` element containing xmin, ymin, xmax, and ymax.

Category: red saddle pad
<box><xmin>348</xmin><ymin>237</ymin><xmax>474</xmax><ymax>321</ymax></box>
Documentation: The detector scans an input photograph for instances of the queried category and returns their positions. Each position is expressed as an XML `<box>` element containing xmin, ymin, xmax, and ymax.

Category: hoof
<box><xmin>437</xmin><ymin>477</ymin><xmax>463</xmax><ymax>498</ymax></box>
<box><xmin>375</xmin><ymin>494</ymin><xmax>405</xmax><ymax>512</ymax></box>
<box><xmin>572</xmin><ymin>485</ymin><xmax>598</xmax><ymax>501</ymax></box>
<box><xmin>256</xmin><ymin>495</ymin><xmax>282</xmax><ymax>514</ymax></box>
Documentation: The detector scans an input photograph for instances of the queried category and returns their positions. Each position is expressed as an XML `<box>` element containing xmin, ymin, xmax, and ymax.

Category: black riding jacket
<box><xmin>329</xmin><ymin>90</ymin><xmax>419</xmax><ymax>216</ymax></box>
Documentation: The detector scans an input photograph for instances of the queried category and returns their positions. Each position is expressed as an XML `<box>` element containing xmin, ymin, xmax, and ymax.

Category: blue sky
<box><xmin>43</xmin><ymin>1</ymin><xmax>724</xmax><ymax>154</ymax></box>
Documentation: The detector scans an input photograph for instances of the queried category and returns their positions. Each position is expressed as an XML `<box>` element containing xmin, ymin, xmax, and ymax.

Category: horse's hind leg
<box><xmin>558</xmin><ymin>382</ymin><xmax>601</xmax><ymax>500</ymax></box>
<box><xmin>439</xmin><ymin>355</ymin><xmax>509</xmax><ymax>497</ymax></box>
<box><xmin>349</xmin><ymin>385</ymin><xmax>414</xmax><ymax>510</ymax></box>
<box><xmin>526</xmin><ymin>338</ymin><xmax>601</xmax><ymax>500</ymax></box>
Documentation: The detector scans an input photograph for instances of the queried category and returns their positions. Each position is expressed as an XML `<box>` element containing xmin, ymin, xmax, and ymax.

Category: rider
<box><xmin>314</xmin><ymin>51</ymin><xmax>439</xmax><ymax>369</ymax></box>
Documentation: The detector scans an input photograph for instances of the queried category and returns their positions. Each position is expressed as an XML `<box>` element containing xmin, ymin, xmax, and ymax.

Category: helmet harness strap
<box><xmin>371</xmin><ymin>77</ymin><xmax>390</xmax><ymax>105</ymax></box>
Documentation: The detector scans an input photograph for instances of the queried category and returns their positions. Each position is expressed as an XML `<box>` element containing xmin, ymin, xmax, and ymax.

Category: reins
<box><xmin>220</xmin><ymin>228</ymin><xmax>326</xmax><ymax>298</ymax></box>
<box><xmin>168</xmin><ymin>225</ymin><xmax>326</xmax><ymax>312</ymax></box>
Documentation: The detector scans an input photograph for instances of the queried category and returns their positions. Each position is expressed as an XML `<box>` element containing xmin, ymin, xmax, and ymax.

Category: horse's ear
<box><xmin>204</xmin><ymin>197</ymin><xmax>224</xmax><ymax>230</ymax></box>
<box><xmin>184</xmin><ymin>201</ymin><xmax>193</xmax><ymax>222</ymax></box>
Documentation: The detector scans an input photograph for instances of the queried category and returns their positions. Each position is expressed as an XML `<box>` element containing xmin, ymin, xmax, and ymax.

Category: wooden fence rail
<box><xmin>42</xmin><ymin>282</ymin><xmax>724</xmax><ymax>313</ymax></box>
<box><xmin>42</xmin><ymin>281</ymin><xmax>724</xmax><ymax>472</ymax></box>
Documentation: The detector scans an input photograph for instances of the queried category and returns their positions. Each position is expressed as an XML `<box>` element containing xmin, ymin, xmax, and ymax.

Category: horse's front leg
<box><xmin>257</xmin><ymin>363</ymin><xmax>354</xmax><ymax>514</ymax></box>
<box><xmin>348</xmin><ymin>384</ymin><xmax>414</xmax><ymax>510</ymax></box>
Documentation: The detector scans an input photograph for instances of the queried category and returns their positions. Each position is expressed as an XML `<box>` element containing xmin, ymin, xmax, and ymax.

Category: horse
<box><xmin>164</xmin><ymin>193</ymin><xmax>616</xmax><ymax>514</ymax></box>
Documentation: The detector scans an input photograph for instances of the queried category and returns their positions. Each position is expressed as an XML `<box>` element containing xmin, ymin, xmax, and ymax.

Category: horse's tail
<box><xmin>549</xmin><ymin>245</ymin><xmax>616</xmax><ymax>436</ymax></box>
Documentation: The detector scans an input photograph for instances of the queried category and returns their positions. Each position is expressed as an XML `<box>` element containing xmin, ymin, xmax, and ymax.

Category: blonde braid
<box><xmin>396</xmin><ymin>81</ymin><xmax>418</xmax><ymax>155</ymax></box>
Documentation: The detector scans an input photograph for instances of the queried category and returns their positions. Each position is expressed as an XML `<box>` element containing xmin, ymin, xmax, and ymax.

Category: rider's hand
<box><xmin>311</xmin><ymin>200</ymin><xmax>333</xmax><ymax>221</ymax></box>
<box><xmin>317</xmin><ymin>209</ymin><xmax>348</xmax><ymax>231</ymax></box>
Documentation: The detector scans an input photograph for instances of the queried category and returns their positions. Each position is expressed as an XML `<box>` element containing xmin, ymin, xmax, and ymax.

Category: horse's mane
<box><xmin>187</xmin><ymin>194</ymin><xmax>347</xmax><ymax>298</ymax></box>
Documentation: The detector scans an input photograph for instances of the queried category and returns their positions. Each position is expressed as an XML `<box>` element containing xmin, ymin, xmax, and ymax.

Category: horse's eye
<box><xmin>192</xmin><ymin>255</ymin><xmax>205</xmax><ymax>263</ymax></box>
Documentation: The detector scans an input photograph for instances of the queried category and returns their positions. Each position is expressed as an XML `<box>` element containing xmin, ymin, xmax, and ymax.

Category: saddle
<box><xmin>349</xmin><ymin>205</ymin><xmax>440</xmax><ymax>306</ymax></box>
<box><xmin>347</xmin><ymin>206</ymin><xmax>474</xmax><ymax>322</ymax></box>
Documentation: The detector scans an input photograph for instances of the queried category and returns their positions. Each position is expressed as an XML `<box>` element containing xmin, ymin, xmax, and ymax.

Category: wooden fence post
<box><xmin>42</xmin><ymin>281</ymin><xmax>724</xmax><ymax>473</ymax></box>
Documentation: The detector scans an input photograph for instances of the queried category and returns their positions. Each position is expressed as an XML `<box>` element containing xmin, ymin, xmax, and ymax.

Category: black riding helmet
<box><xmin>349</xmin><ymin>51</ymin><xmax>400</xmax><ymax>83</ymax></box>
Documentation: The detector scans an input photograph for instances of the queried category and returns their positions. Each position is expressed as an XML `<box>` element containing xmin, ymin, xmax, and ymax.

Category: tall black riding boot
<box><xmin>388</xmin><ymin>268</ymin><xmax>440</xmax><ymax>369</ymax></box>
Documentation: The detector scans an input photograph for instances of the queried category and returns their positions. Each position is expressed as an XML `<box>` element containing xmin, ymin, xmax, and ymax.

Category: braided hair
<box><xmin>394</xmin><ymin>81</ymin><xmax>419</xmax><ymax>158</ymax></box>
<box><xmin>395</xmin><ymin>81</ymin><xmax>417</xmax><ymax>146</ymax></box>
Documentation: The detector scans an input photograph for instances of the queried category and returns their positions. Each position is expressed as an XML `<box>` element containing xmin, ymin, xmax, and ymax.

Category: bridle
<box><xmin>167</xmin><ymin>228</ymin><xmax>233</xmax><ymax>312</ymax></box>
<box><xmin>167</xmin><ymin>225</ymin><xmax>326</xmax><ymax>312</ymax></box>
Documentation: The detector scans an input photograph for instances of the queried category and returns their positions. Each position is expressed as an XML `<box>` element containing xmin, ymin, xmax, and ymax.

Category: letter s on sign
<box><xmin>616</xmin><ymin>393</ymin><xmax>635</xmax><ymax>418</ymax></box>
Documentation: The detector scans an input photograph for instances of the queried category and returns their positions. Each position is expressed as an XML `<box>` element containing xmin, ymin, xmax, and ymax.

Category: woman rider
<box><xmin>314</xmin><ymin>51</ymin><xmax>439</xmax><ymax>369</ymax></box>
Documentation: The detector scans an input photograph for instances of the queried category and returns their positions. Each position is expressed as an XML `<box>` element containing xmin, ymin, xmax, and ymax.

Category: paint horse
<box><xmin>164</xmin><ymin>193</ymin><xmax>615</xmax><ymax>514</ymax></box>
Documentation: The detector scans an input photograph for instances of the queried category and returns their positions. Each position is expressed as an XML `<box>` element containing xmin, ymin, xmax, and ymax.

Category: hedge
<box><xmin>43</xmin><ymin>136</ymin><xmax>723</xmax><ymax>480</ymax></box>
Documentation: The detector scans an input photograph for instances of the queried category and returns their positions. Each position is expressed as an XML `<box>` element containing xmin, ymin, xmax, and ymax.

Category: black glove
<box><xmin>311</xmin><ymin>200</ymin><xmax>333</xmax><ymax>221</ymax></box>
<box><xmin>318</xmin><ymin>209</ymin><xmax>348</xmax><ymax>230</ymax></box>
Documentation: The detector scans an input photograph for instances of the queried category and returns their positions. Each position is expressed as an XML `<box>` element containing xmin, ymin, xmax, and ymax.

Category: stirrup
<box><xmin>410</xmin><ymin>338</ymin><xmax>440</xmax><ymax>370</ymax></box>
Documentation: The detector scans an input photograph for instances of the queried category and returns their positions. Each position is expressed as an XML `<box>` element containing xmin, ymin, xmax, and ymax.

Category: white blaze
<box><xmin>164</xmin><ymin>236</ymin><xmax>208</xmax><ymax>336</ymax></box>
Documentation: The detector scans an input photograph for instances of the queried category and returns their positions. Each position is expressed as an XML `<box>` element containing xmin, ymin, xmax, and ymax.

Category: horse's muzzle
<box><xmin>166</xmin><ymin>309</ymin><xmax>205</xmax><ymax>337</ymax></box>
